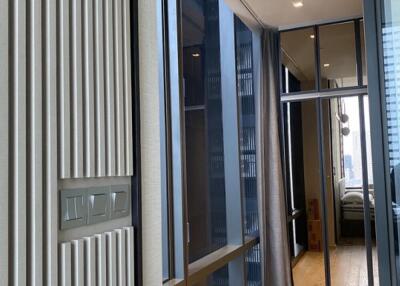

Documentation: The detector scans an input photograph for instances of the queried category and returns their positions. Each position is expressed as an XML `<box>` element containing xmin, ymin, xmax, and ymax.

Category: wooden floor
<box><xmin>293</xmin><ymin>241</ymin><xmax>379</xmax><ymax>286</ymax></box>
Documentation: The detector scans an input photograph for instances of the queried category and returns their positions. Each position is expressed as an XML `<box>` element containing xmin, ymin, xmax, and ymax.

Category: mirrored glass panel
<box><xmin>319</xmin><ymin>22</ymin><xmax>358</xmax><ymax>89</ymax></box>
<box><xmin>182</xmin><ymin>0</ymin><xmax>228</xmax><ymax>263</ymax></box>
<box><xmin>281</xmin><ymin>27</ymin><xmax>317</xmax><ymax>93</ymax></box>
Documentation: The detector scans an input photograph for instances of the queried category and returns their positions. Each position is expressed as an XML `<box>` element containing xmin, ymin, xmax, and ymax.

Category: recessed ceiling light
<box><xmin>310</xmin><ymin>34</ymin><xmax>315</xmax><ymax>39</ymax></box>
<box><xmin>292</xmin><ymin>1</ymin><xmax>304</xmax><ymax>8</ymax></box>
<box><xmin>192</xmin><ymin>53</ymin><xmax>200</xmax><ymax>58</ymax></box>
<box><xmin>324</xmin><ymin>63</ymin><xmax>330</xmax><ymax>68</ymax></box>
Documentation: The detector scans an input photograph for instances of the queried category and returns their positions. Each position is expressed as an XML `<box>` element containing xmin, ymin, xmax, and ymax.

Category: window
<box><xmin>235</xmin><ymin>16</ymin><xmax>261</xmax><ymax>285</ymax></box>
<box><xmin>319</xmin><ymin>22</ymin><xmax>357</xmax><ymax>89</ymax></box>
<box><xmin>183</xmin><ymin>0</ymin><xmax>228</xmax><ymax>263</ymax></box>
<box><xmin>162</xmin><ymin>0</ymin><xmax>262</xmax><ymax>284</ymax></box>
<box><xmin>340</xmin><ymin>96</ymin><xmax>373</xmax><ymax>188</ymax></box>
<box><xmin>280</xmin><ymin>19</ymin><xmax>367</xmax><ymax>96</ymax></box>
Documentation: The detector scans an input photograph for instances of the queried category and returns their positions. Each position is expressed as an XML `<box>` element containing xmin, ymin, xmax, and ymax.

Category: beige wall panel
<box><xmin>139</xmin><ymin>0</ymin><xmax>163</xmax><ymax>284</ymax></box>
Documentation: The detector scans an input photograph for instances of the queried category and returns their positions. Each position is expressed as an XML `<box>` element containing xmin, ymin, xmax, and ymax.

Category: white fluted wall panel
<box><xmin>59</xmin><ymin>0</ymin><xmax>134</xmax><ymax>179</ymax></box>
<box><xmin>6</xmin><ymin>0</ymin><xmax>59</xmax><ymax>285</ymax></box>
<box><xmin>0</xmin><ymin>0</ymin><xmax>9</xmax><ymax>284</ymax></box>
<box><xmin>1</xmin><ymin>0</ymin><xmax>134</xmax><ymax>285</ymax></box>
<box><xmin>60</xmin><ymin>227</ymin><xmax>135</xmax><ymax>286</ymax></box>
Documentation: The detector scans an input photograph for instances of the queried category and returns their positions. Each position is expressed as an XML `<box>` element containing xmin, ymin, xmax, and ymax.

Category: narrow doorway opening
<box><xmin>283</xmin><ymin>96</ymin><xmax>379</xmax><ymax>286</ymax></box>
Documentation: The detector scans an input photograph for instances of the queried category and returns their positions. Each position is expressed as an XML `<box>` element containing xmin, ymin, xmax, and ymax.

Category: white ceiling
<box><xmin>237</xmin><ymin>0</ymin><xmax>363</xmax><ymax>29</ymax></box>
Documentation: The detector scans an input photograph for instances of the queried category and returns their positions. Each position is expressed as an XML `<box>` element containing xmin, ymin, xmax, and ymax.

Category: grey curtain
<box><xmin>258</xmin><ymin>29</ymin><xmax>292</xmax><ymax>286</ymax></box>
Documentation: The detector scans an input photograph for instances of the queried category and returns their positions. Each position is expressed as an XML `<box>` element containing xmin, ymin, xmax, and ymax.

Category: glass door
<box><xmin>282</xmin><ymin>95</ymin><xmax>377</xmax><ymax>286</ymax></box>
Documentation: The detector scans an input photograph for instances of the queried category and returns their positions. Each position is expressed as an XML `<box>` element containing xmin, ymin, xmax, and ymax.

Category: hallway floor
<box><xmin>293</xmin><ymin>241</ymin><xmax>379</xmax><ymax>286</ymax></box>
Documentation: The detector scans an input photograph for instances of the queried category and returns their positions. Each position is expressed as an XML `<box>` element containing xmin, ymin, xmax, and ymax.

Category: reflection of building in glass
<box><xmin>383</xmin><ymin>25</ymin><xmax>400</xmax><ymax>168</ymax></box>
<box><xmin>235</xmin><ymin>17</ymin><xmax>261</xmax><ymax>286</ymax></box>
<box><xmin>344</xmin><ymin>154</ymin><xmax>354</xmax><ymax>182</ymax></box>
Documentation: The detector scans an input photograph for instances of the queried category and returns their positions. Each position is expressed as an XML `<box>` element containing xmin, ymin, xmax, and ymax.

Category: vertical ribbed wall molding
<box><xmin>0</xmin><ymin>0</ymin><xmax>9</xmax><ymax>284</ymax></box>
<box><xmin>60</xmin><ymin>227</ymin><xmax>135</xmax><ymax>286</ymax></box>
<box><xmin>5</xmin><ymin>0</ymin><xmax>59</xmax><ymax>285</ymax></box>
<box><xmin>59</xmin><ymin>0</ymin><xmax>134</xmax><ymax>179</ymax></box>
<box><xmin>1</xmin><ymin>0</ymin><xmax>134</xmax><ymax>284</ymax></box>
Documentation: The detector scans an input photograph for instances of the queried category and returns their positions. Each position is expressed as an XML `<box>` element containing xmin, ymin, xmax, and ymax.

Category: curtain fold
<box><xmin>258</xmin><ymin>29</ymin><xmax>292</xmax><ymax>286</ymax></box>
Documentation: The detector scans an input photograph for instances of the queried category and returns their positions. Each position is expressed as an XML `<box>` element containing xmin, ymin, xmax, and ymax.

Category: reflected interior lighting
<box><xmin>310</xmin><ymin>34</ymin><xmax>315</xmax><ymax>39</ymax></box>
<box><xmin>292</xmin><ymin>1</ymin><xmax>304</xmax><ymax>8</ymax></box>
<box><xmin>324</xmin><ymin>63</ymin><xmax>330</xmax><ymax>67</ymax></box>
<box><xmin>192</xmin><ymin>53</ymin><xmax>200</xmax><ymax>57</ymax></box>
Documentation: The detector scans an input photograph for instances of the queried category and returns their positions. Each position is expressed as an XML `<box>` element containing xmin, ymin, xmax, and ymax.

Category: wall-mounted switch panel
<box><xmin>60</xmin><ymin>185</ymin><xmax>131</xmax><ymax>230</ymax></box>
<box><xmin>87</xmin><ymin>187</ymin><xmax>110</xmax><ymax>224</ymax></box>
<box><xmin>60</xmin><ymin>189</ymin><xmax>87</xmax><ymax>229</ymax></box>
<box><xmin>110</xmin><ymin>185</ymin><xmax>130</xmax><ymax>219</ymax></box>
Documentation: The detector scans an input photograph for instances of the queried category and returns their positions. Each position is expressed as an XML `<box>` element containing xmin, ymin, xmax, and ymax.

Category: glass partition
<box><xmin>281</xmin><ymin>27</ymin><xmax>317</xmax><ymax>93</ymax></box>
<box><xmin>319</xmin><ymin>22</ymin><xmax>358</xmax><ymax>89</ymax></box>
<box><xmin>182</xmin><ymin>0</ymin><xmax>228</xmax><ymax>263</ymax></box>
<box><xmin>163</xmin><ymin>0</ymin><xmax>262</xmax><ymax>284</ymax></box>
<box><xmin>283</xmin><ymin>100</ymin><xmax>327</xmax><ymax>285</ymax></box>
<box><xmin>280</xmin><ymin>20</ymin><xmax>367</xmax><ymax>96</ymax></box>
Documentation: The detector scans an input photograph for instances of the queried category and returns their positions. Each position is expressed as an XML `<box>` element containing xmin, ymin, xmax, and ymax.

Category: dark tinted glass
<box><xmin>182</xmin><ymin>0</ymin><xmax>228</xmax><ymax>263</ymax></box>
<box><xmin>234</xmin><ymin>16</ymin><xmax>261</xmax><ymax>285</ymax></box>
<box><xmin>192</xmin><ymin>265</ymin><xmax>229</xmax><ymax>286</ymax></box>
<box><xmin>245</xmin><ymin>244</ymin><xmax>262</xmax><ymax>286</ymax></box>
<box><xmin>234</xmin><ymin>17</ymin><xmax>259</xmax><ymax>236</ymax></box>
<box><xmin>319</xmin><ymin>22</ymin><xmax>358</xmax><ymax>89</ymax></box>
<box><xmin>281</xmin><ymin>27</ymin><xmax>317</xmax><ymax>93</ymax></box>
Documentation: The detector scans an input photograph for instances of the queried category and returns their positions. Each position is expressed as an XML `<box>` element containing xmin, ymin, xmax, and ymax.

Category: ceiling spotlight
<box><xmin>192</xmin><ymin>53</ymin><xmax>200</xmax><ymax>58</ymax></box>
<box><xmin>292</xmin><ymin>1</ymin><xmax>304</xmax><ymax>8</ymax></box>
<box><xmin>323</xmin><ymin>63</ymin><xmax>330</xmax><ymax>68</ymax></box>
<box><xmin>310</xmin><ymin>34</ymin><xmax>315</xmax><ymax>39</ymax></box>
